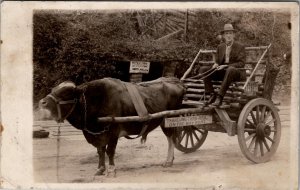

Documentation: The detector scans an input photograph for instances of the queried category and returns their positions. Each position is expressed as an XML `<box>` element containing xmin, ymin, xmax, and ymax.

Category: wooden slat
<box><xmin>246</xmin><ymin>60</ymin><xmax>267</xmax><ymax>65</ymax></box>
<box><xmin>200</xmin><ymin>50</ymin><xmax>216</xmax><ymax>54</ymax></box>
<box><xmin>165</xmin><ymin>18</ymin><xmax>184</xmax><ymax>30</ymax></box>
<box><xmin>155</xmin><ymin>20</ymin><xmax>165</xmax><ymax>31</ymax></box>
<box><xmin>167</xmin><ymin>10</ymin><xmax>186</xmax><ymax>18</ymax></box>
<box><xmin>187</xmin><ymin>88</ymin><xmax>205</xmax><ymax>93</ymax></box>
<box><xmin>165</xmin><ymin>20</ymin><xmax>181</xmax><ymax>32</ymax></box>
<box><xmin>184</xmin><ymin>83</ymin><xmax>204</xmax><ymax>88</ymax></box>
<box><xmin>156</xmin><ymin>29</ymin><xmax>184</xmax><ymax>41</ymax></box>
<box><xmin>185</xmin><ymin>94</ymin><xmax>207</xmax><ymax>99</ymax></box>
<box><xmin>198</xmin><ymin>61</ymin><xmax>214</xmax><ymax>64</ymax></box>
<box><xmin>167</xmin><ymin>16</ymin><xmax>185</xmax><ymax>25</ymax></box>
<box><xmin>187</xmin><ymin>10</ymin><xmax>197</xmax><ymax>17</ymax></box>
<box><xmin>245</xmin><ymin>46</ymin><xmax>268</xmax><ymax>50</ymax></box>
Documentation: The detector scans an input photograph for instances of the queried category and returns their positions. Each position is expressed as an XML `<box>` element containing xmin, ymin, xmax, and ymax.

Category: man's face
<box><xmin>223</xmin><ymin>31</ymin><xmax>234</xmax><ymax>45</ymax></box>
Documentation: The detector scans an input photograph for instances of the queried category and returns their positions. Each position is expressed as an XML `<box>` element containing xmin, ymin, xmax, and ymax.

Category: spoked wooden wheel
<box><xmin>237</xmin><ymin>98</ymin><xmax>281</xmax><ymax>163</ymax></box>
<box><xmin>172</xmin><ymin>121</ymin><xmax>208</xmax><ymax>153</ymax></box>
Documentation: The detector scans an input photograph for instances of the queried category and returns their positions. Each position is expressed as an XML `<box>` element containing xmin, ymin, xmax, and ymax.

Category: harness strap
<box><xmin>124</xmin><ymin>83</ymin><xmax>149</xmax><ymax>139</ymax></box>
<box><xmin>46</xmin><ymin>94</ymin><xmax>77</xmax><ymax>123</ymax></box>
<box><xmin>189</xmin><ymin>67</ymin><xmax>218</xmax><ymax>80</ymax></box>
<box><xmin>199</xmin><ymin>68</ymin><xmax>218</xmax><ymax>80</ymax></box>
<box><xmin>81</xmin><ymin>93</ymin><xmax>111</xmax><ymax>135</ymax></box>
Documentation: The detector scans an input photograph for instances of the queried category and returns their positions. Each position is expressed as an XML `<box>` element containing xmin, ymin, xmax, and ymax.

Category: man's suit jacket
<box><xmin>215</xmin><ymin>41</ymin><xmax>246</xmax><ymax>68</ymax></box>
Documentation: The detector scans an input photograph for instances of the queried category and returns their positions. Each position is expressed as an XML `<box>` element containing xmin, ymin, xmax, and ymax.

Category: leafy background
<box><xmin>33</xmin><ymin>9</ymin><xmax>291</xmax><ymax>106</ymax></box>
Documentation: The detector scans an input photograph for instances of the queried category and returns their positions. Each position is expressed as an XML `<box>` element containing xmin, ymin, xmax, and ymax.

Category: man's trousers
<box><xmin>199</xmin><ymin>66</ymin><xmax>246</xmax><ymax>97</ymax></box>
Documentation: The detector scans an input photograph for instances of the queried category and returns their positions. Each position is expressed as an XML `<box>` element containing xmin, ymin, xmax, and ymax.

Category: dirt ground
<box><xmin>33</xmin><ymin>103</ymin><xmax>294</xmax><ymax>190</ymax></box>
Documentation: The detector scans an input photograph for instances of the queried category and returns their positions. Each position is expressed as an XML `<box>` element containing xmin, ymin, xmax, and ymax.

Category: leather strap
<box><xmin>124</xmin><ymin>83</ymin><xmax>149</xmax><ymax>139</ymax></box>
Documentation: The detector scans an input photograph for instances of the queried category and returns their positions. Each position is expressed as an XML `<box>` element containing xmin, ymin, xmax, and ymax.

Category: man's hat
<box><xmin>221</xmin><ymin>23</ymin><xmax>236</xmax><ymax>34</ymax></box>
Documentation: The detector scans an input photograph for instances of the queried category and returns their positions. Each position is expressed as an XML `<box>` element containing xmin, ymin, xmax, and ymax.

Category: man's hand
<box><xmin>216</xmin><ymin>65</ymin><xmax>228</xmax><ymax>70</ymax></box>
<box><xmin>212</xmin><ymin>63</ymin><xmax>219</xmax><ymax>69</ymax></box>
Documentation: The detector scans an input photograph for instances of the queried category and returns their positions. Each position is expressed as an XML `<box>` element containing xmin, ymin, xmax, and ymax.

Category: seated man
<box><xmin>200</xmin><ymin>23</ymin><xmax>246</xmax><ymax>106</ymax></box>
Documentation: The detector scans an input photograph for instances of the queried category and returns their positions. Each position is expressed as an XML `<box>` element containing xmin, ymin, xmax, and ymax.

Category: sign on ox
<box><xmin>165</xmin><ymin>115</ymin><xmax>213</xmax><ymax>128</ymax></box>
<box><xmin>129</xmin><ymin>61</ymin><xmax>150</xmax><ymax>74</ymax></box>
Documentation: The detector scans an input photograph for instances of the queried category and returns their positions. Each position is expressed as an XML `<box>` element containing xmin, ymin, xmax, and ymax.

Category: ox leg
<box><xmin>95</xmin><ymin>146</ymin><xmax>106</xmax><ymax>175</ymax></box>
<box><xmin>162</xmin><ymin>135</ymin><xmax>175</xmax><ymax>167</ymax></box>
<box><xmin>160</xmin><ymin>125</ymin><xmax>175</xmax><ymax>167</ymax></box>
<box><xmin>105</xmin><ymin>138</ymin><xmax>118</xmax><ymax>177</ymax></box>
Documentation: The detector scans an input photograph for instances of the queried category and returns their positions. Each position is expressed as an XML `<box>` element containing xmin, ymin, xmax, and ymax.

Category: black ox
<box><xmin>39</xmin><ymin>77</ymin><xmax>185</xmax><ymax>176</ymax></box>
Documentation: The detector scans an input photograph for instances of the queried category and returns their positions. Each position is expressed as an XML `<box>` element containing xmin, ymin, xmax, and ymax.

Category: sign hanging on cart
<box><xmin>164</xmin><ymin>115</ymin><xmax>213</xmax><ymax>128</ymax></box>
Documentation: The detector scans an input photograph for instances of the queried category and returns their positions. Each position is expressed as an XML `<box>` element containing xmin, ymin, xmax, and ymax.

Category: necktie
<box><xmin>225</xmin><ymin>45</ymin><xmax>231</xmax><ymax>63</ymax></box>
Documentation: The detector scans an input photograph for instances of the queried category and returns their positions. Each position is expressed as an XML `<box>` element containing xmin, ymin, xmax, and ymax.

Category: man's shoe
<box><xmin>204</xmin><ymin>93</ymin><xmax>216</xmax><ymax>106</ymax></box>
<box><xmin>210</xmin><ymin>95</ymin><xmax>223</xmax><ymax>107</ymax></box>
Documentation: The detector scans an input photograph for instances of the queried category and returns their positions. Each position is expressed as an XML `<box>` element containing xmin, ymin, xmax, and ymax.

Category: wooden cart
<box><xmin>171</xmin><ymin>45</ymin><xmax>281</xmax><ymax>163</ymax></box>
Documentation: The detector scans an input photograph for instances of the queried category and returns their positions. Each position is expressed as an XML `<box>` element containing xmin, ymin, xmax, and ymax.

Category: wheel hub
<box><xmin>256</xmin><ymin>123</ymin><xmax>271</xmax><ymax>139</ymax></box>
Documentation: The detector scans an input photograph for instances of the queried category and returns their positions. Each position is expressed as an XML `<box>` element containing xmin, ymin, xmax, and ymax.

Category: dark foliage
<box><xmin>33</xmin><ymin>9</ymin><xmax>291</xmax><ymax>105</ymax></box>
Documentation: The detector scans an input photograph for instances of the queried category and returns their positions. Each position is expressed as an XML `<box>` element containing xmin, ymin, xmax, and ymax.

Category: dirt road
<box><xmin>33</xmin><ymin>105</ymin><xmax>294</xmax><ymax>189</ymax></box>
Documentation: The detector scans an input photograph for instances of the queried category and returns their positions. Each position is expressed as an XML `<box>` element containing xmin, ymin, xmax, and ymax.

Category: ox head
<box><xmin>39</xmin><ymin>81</ymin><xmax>81</xmax><ymax>123</ymax></box>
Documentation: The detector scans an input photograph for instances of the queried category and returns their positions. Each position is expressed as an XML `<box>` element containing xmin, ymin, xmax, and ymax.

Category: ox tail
<box><xmin>124</xmin><ymin>134</ymin><xmax>147</xmax><ymax>144</ymax></box>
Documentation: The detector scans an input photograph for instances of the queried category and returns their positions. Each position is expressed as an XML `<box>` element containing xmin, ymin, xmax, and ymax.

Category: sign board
<box><xmin>129</xmin><ymin>61</ymin><xmax>150</xmax><ymax>74</ymax></box>
<box><xmin>164</xmin><ymin>115</ymin><xmax>213</xmax><ymax>128</ymax></box>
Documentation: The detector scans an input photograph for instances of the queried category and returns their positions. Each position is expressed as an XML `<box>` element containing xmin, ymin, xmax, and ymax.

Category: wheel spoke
<box><xmin>259</xmin><ymin>140</ymin><xmax>264</xmax><ymax>156</ymax></box>
<box><xmin>265</xmin><ymin>118</ymin><xmax>275</xmax><ymax>126</ymax></box>
<box><xmin>266</xmin><ymin>135</ymin><xmax>275</xmax><ymax>143</ymax></box>
<box><xmin>185</xmin><ymin>132</ymin><xmax>189</xmax><ymax>148</ymax></box>
<box><xmin>254</xmin><ymin>138</ymin><xmax>259</xmax><ymax>156</ymax></box>
<box><xmin>192</xmin><ymin>130</ymin><xmax>201</xmax><ymax>142</ymax></box>
<box><xmin>195</xmin><ymin>128</ymin><xmax>205</xmax><ymax>135</ymax></box>
<box><xmin>264</xmin><ymin>111</ymin><xmax>272</xmax><ymax>123</ymax></box>
<box><xmin>270</xmin><ymin>129</ymin><xmax>277</xmax><ymax>132</ymax></box>
<box><xmin>246</xmin><ymin>119</ymin><xmax>256</xmax><ymax>128</ymax></box>
<box><xmin>245</xmin><ymin>133</ymin><xmax>256</xmax><ymax>142</ymax></box>
<box><xmin>248</xmin><ymin>136</ymin><xmax>256</xmax><ymax>150</ymax></box>
<box><xmin>260</xmin><ymin>106</ymin><xmax>267</xmax><ymax>122</ymax></box>
<box><xmin>244</xmin><ymin>128</ymin><xmax>256</xmax><ymax>132</ymax></box>
<box><xmin>256</xmin><ymin>106</ymin><xmax>260</xmax><ymax>123</ymax></box>
<box><xmin>178</xmin><ymin>131</ymin><xmax>186</xmax><ymax>143</ymax></box>
<box><xmin>190</xmin><ymin>132</ymin><xmax>195</xmax><ymax>147</ymax></box>
<box><xmin>263</xmin><ymin>138</ymin><xmax>270</xmax><ymax>152</ymax></box>
<box><xmin>250</xmin><ymin>111</ymin><xmax>257</xmax><ymax>124</ymax></box>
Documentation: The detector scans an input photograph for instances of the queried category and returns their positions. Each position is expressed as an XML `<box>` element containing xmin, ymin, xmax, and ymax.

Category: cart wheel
<box><xmin>172</xmin><ymin>125</ymin><xmax>208</xmax><ymax>153</ymax></box>
<box><xmin>237</xmin><ymin>98</ymin><xmax>281</xmax><ymax>163</ymax></box>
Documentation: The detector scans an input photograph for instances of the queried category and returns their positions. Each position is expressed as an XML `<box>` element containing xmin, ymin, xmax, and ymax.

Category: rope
<box><xmin>56</xmin><ymin>123</ymin><xmax>61</xmax><ymax>183</ymax></box>
<box><xmin>81</xmin><ymin>93</ymin><xmax>110</xmax><ymax>135</ymax></box>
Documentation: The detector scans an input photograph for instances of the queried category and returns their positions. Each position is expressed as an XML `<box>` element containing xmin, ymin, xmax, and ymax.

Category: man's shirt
<box><xmin>225</xmin><ymin>42</ymin><xmax>233</xmax><ymax>63</ymax></box>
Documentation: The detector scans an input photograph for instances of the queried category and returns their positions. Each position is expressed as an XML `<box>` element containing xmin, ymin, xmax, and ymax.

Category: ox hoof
<box><xmin>95</xmin><ymin>166</ymin><xmax>106</xmax><ymax>176</ymax></box>
<box><xmin>105</xmin><ymin>165</ymin><xmax>116</xmax><ymax>177</ymax></box>
<box><xmin>162</xmin><ymin>161</ymin><xmax>173</xmax><ymax>167</ymax></box>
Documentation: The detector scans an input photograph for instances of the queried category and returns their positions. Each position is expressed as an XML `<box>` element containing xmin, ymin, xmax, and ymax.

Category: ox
<box><xmin>39</xmin><ymin>77</ymin><xmax>185</xmax><ymax>176</ymax></box>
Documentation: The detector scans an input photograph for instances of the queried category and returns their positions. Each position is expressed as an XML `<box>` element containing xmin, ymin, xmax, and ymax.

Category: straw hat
<box><xmin>221</xmin><ymin>23</ymin><xmax>236</xmax><ymax>34</ymax></box>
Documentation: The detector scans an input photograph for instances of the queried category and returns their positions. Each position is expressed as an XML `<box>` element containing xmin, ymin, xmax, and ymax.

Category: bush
<box><xmin>33</xmin><ymin>9</ymin><xmax>291</xmax><ymax>105</ymax></box>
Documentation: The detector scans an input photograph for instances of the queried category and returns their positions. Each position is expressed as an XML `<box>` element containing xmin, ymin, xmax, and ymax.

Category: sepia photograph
<box><xmin>0</xmin><ymin>2</ymin><xmax>299</xmax><ymax>190</ymax></box>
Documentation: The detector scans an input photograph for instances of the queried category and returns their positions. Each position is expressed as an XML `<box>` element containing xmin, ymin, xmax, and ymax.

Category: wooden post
<box><xmin>184</xmin><ymin>9</ymin><xmax>189</xmax><ymax>42</ymax></box>
<box><xmin>243</xmin><ymin>44</ymin><xmax>272</xmax><ymax>90</ymax></box>
<box><xmin>163</xmin><ymin>11</ymin><xmax>167</xmax><ymax>33</ymax></box>
<box><xmin>180</xmin><ymin>48</ymin><xmax>202</xmax><ymax>80</ymax></box>
<box><xmin>130</xmin><ymin>73</ymin><xmax>143</xmax><ymax>83</ymax></box>
<box><xmin>163</xmin><ymin>61</ymin><xmax>178</xmax><ymax>77</ymax></box>
<box><xmin>262</xmin><ymin>62</ymin><xmax>279</xmax><ymax>100</ymax></box>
